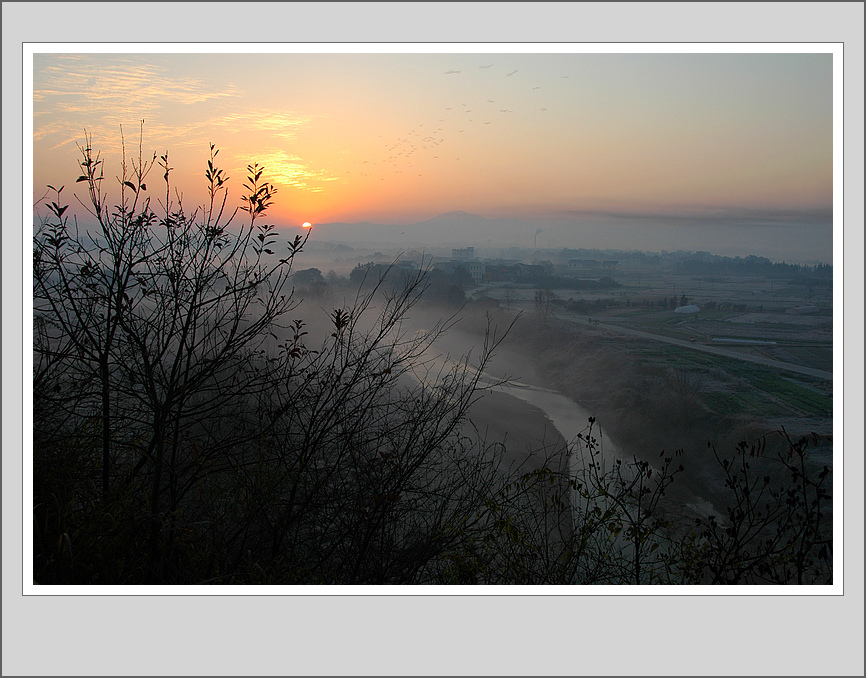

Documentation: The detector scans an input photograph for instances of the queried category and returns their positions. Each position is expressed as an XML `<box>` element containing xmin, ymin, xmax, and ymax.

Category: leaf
<box><xmin>123</xmin><ymin>181</ymin><xmax>136</xmax><ymax>190</ymax></box>
<box><xmin>76</xmin><ymin>176</ymin><xmax>88</xmax><ymax>183</ymax></box>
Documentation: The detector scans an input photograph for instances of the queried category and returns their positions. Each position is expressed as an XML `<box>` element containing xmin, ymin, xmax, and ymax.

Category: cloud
<box><xmin>207</xmin><ymin>111</ymin><xmax>310</xmax><ymax>141</ymax></box>
<box><xmin>32</xmin><ymin>55</ymin><xmax>245</xmax><ymax>153</ymax></box>
<box><xmin>34</xmin><ymin>56</ymin><xmax>241</xmax><ymax>111</ymax></box>
<box><xmin>240</xmin><ymin>149</ymin><xmax>338</xmax><ymax>192</ymax></box>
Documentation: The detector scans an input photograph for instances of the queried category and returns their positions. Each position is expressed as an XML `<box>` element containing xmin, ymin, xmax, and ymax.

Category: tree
<box><xmin>534</xmin><ymin>288</ymin><xmax>556</xmax><ymax>325</ymax></box>
<box><xmin>293</xmin><ymin>267</ymin><xmax>324</xmax><ymax>287</ymax></box>
<box><xmin>293</xmin><ymin>267</ymin><xmax>330</xmax><ymax>298</ymax></box>
<box><xmin>33</xmin><ymin>128</ymin><xmax>517</xmax><ymax>584</ymax></box>
<box><xmin>671</xmin><ymin>432</ymin><xmax>832</xmax><ymax>584</ymax></box>
<box><xmin>34</xmin><ymin>127</ymin><xmax>309</xmax><ymax>581</ymax></box>
<box><xmin>502</xmin><ymin>285</ymin><xmax>516</xmax><ymax>310</ymax></box>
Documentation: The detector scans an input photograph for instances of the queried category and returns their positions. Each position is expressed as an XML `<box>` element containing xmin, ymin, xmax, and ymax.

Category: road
<box><xmin>556</xmin><ymin>313</ymin><xmax>833</xmax><ymax>380</ymax></box>
<box><xmin>494</xmin><ymin>297</ymin><xmax>833</xmax><ymax>381</ymax></box>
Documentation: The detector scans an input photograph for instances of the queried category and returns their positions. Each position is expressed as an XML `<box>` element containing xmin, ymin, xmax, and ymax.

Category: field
<box><xmin>474</xmin><ymin>259</ymin><xmax>834</xmax><ymax>441</ymax></box>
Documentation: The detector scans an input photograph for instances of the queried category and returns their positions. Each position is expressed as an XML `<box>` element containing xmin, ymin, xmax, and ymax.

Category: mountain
<box><xmin>310</xmin><ymin>211</ymin><xmax>537</xmax><ymax>248</ymax></box>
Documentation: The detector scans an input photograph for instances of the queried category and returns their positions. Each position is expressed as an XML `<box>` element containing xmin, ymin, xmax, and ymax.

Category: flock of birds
<box><xmin>343</xmin><ymin>61</ymin><xmax>567</xmax><ymax>184</ymax></box>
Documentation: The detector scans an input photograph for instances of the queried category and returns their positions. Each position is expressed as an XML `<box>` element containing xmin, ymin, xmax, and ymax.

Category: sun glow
<box><xmin>301</xmin><ymin>222</ymin><xmax>312</xmax><ymax>229</ymax></box>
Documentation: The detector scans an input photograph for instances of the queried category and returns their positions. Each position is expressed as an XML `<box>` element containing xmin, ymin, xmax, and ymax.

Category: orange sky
<box><xmin>32</xmin><ymin>50</ymin><xmax>833</xmax><ymax>230</ymax></box>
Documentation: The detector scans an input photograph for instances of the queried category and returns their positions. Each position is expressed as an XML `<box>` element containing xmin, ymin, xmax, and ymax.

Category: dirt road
<box><xmin>556</xmin><ymin>313</ymin><xmax>833</xmax><ymax>380</ymax></box>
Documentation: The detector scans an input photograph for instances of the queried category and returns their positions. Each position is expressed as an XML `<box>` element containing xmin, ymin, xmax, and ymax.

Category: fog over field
<box><xmin>281</xmin><ymin>228</ymin><xmax>834</xmax><ymax>525</ymax></box>
<box><xmin>308</xmin><ymin>208</ymin><xmax>834</xmax><ymax>264</ymax></box>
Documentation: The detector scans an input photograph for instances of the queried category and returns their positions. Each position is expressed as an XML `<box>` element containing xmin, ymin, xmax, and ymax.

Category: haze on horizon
<box><xmin>32</xmin><ymin>49</ymin><xmax>833</xmax><ymax>262</ymax></box>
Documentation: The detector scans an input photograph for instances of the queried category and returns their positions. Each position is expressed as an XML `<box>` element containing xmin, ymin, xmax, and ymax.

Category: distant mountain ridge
<box><xmin>302</xmin><ymin>209</ymin><xmax>831</xmax><ymax>264</ymax></box>
<box><xmin>311</xmin><ymin>211</ymin><xmax>533</xmax><ymax>247</ymax></box>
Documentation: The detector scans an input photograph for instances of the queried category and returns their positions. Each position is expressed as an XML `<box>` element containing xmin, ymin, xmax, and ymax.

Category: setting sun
<box><xmin>301</xmin><ymin>222</ymin><xmax>312</xmax><ymax>229</ymax></box>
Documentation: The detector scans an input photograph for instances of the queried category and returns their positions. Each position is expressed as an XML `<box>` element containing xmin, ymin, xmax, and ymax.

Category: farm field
<box><xmin>474</xmin><ymin>260</ymin><xmax>834</xmax><ymax>442</ymax></box>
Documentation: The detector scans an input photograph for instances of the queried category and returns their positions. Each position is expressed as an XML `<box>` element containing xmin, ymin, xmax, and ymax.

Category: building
<box><xmin>452</xmin><ymin>247</ymin><xmax>475</xmax><ymax>261</ymax></box>
<box><xmin>467</xmin><ymin>260</ymin><xmax>486</xmax><ymax>283</ymax></box>
<box><xmin>568</xmin><ymin>259</ymin><xmax>599</xmax><ymax>269</ymax></box>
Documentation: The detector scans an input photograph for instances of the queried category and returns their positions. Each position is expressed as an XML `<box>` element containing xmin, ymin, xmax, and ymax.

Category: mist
<box><xmin>304</xmin><ymin>208</ymin><xmax>833</xmax><ymax>265</ymax></box>
<box><xmin>281</xmin><ymin>233</ymin><xmax>833</xmax><ymax>525</ymax></box>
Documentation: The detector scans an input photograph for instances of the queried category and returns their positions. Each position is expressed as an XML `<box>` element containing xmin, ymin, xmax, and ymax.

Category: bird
<box><xmin>532</xmin><ymin>86</ymin><xmax>541</xmax><ymax>90</ymax></box>
<box><xmin>506</xmin><ymin>69</ymin><xmax>518</xmax><ymax>76</ymax></box>
<box><xmin>444</xmin><ymin>70</ymin><xmax>460</xmax><ymax>75</ymax></box>
<box><xmin>479</xmin><ymin>64</ymin><xmax>493</xmax><ymax>69</ymax></box>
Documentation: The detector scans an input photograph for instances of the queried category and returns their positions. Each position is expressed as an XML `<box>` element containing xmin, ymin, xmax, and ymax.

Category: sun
<box><xmin>301</xmin><ymin>222</ymin><xmax>312</xmax><ymax>229</ymax></box>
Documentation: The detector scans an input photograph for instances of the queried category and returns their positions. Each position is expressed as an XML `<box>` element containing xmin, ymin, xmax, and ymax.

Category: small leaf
<box><xmin>76</xmin><ymin>176</ymin><xmax>88</xmax><ymax>183</ymax></box>
<box><xmin>123</xmin><ymin>181</ymin><xmax>136</xmax><ymax>190</ymax></box>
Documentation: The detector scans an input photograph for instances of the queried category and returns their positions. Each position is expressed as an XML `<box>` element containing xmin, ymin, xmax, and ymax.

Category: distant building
<box><xmin>512</xmin><ymin>263</ymin><xmax>547</xmax><ymax>281</ymax></box>
<box><xmin>601</xmin><ymin>260</ymin><xmax>619</xmax><ymax>269</ymax></box>
<box><xmin>568</xmin><ymin>259</ymin><xmax>599</xmax><ymax>269</ymax></box>
<box><xmin>433</xmin><ymin>257</ymin><xmax>485</xmax><ymax>283</ymax></box>
<box><xmin>452</xmin><ymin>247</ymin><xmax>475</xmax><ymax>261</ymax></box>
<box><xmin>467</xmin><ymin>260</ymin><xmax>486</xmax><ymax>283</ymax></box>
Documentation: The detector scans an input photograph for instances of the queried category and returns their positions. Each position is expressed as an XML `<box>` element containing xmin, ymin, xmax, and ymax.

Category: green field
<box><xmin>634</xmin><ymin>346</ymin><xmax>832</xmax><ymax>417</ymax></box>
<box><xmin>700</xmin><ymin>391</ymin><xmax>781</xmax><ymax>417</ymax></box>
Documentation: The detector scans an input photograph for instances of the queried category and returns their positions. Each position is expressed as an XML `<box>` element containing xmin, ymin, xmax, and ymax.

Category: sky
<box><xmin>32</xmin><ymin>48</ymin><xmax>834</xmax><ymax>259</ymax></box>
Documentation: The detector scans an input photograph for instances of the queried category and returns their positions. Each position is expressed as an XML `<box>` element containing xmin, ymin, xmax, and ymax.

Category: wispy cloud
<box><xmin>33</xmin><ymin>55</ymin><xmax>244</xmax><ymax>153</ymax></box>
<box><xmin>241</xmin><ymin>149</ymin><xmax>338</xmax><ymax>192</ymax></box>
<box><xmin>208</xmin><ymin>111</ymin><xmax>310</xmax><ymax>141</ymax></box>
<box><xmin>35</xmin><ymin>56</ymin><xmax>241</xmax><ymax>109</ymax></box>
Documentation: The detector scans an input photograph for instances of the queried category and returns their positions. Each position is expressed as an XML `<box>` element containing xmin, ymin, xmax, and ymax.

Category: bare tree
<box><xmin>34</xmin><ymin>127</ymin><xmax>308</xmax><ymax>580</ymax></box>
<box><xmin>534</xmin><ymin>287</ymin><xmax>556</xmax><ymax>325</ymax></box>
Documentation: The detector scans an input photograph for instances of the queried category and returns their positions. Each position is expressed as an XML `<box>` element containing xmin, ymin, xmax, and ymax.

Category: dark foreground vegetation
<box><xmin>33</xmin><ymin>131</ymin><xmax>832</xmax><ymax>584</ymax></box>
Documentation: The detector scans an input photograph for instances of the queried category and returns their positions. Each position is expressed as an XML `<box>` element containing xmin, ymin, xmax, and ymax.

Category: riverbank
<box><xmin>465</xmin><ymin>388</ymin><xmax>574</xmax><ymax>549</ymax></box>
